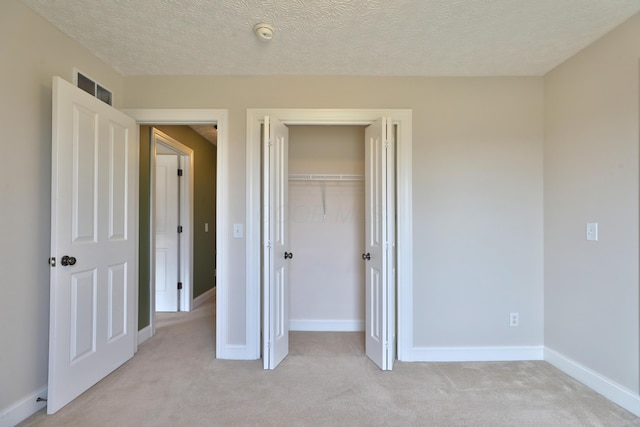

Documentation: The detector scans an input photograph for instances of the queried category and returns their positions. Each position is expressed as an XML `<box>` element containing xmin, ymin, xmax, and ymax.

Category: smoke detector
<box><xmin>253</xmin><ymin>23</ymin><xmax>274</xmax><ymax>41</ymax></box>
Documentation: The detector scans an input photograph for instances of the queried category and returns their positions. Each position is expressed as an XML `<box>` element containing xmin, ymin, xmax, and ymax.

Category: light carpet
<box><xmin>20</xmin><ymin>299</ymin><xmax>640</xmax><ymax>426</ymax></box>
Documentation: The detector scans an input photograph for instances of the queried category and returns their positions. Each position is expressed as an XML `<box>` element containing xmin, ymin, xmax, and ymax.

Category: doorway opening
<box><xmin>145</xmin><ymin>125</ymin><xmax>216</xmax><ymax>332</ymax></box>
<box><xmin>123</xmin><ymin>109</ymin><xmax>227</xmax><ymax>346</ymax></box>
<box><xmin>287</xmin><ymin>125</ymin><xmax>367</xmax><ymax>354</ymax></box>
<box><xmin>247</xmin><ymin>109</ymin><xmax>413</xmax><ymax>369</ymax></box>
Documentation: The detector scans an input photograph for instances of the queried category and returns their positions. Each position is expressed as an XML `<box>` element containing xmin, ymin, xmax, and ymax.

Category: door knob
<box><xmin>284</xmin><ymin>252</ymin><xmax>293</xmax><ymax>260</ymax></box>
<box><xmin>61</xmin><ymin>255</ymin><xmax>77</xmax><ymax>266</ymax></box>
<box><xmin>362</xmin><ymin>252</ymin><xmax>371</xmax><ymax>261</ymax></box>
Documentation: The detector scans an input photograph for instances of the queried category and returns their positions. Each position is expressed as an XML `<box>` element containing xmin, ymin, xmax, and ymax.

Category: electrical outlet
<box><xmin>510</xmin><ymin>312</ymin><xmax>519</xmax><ymax>327</ymax></box>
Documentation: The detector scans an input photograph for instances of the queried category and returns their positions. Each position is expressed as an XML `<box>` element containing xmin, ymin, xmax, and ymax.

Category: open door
<box><xmin>364</xmin><ymin>118</ymin><xmax>395</xmax><ymax>371</ymax></box>
<box><xmin>154</xmin><ymin>153</ymin><xmax>180</xmax><ymax>312</ymax></box>
<box><xmin>48</xmin><ymin>77</ymin><xmax>138</xmax><ymax>413</ymax></box>
<box><xmin>263</xmin><ymin>116</ymin><xmax>291</xmax><ymax>369</ymax></box>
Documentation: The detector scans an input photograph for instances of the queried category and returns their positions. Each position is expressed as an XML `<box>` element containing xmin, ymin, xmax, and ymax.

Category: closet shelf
<box><xmin>288</xmin><ymin>173</ymin><xmax>364</xmax><ymax>181</ymax></box>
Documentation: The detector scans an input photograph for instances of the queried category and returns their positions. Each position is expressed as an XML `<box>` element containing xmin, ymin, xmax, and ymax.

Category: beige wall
<box><xmin>0</xmin><ymin>0</ymin><xmax>124</xmax><ymax>414</ymax></box>
<box><xmin>123</xmin><ymin>76</ymin><xmax>545</xmax><ymax>349</ymax></box>
<box><xmin>544</xmin><ymin>13</ymin><xmax>640</xmax><ymax>392</ymax></box>
<box><xmin>11</xmin><ymin>0</ymin><xmax>640</xmax><ymax>418</ymax></box>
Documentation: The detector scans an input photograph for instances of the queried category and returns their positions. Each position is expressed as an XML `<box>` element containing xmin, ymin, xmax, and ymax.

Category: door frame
<box><xmin>246</xmin><ymin>109</ymin><xmax>413</xmax><ymax>361</ymax></box>
<box><xmin>151</xmin><ymin>128</ymin><xmax>194</xmax><ymax>315</ymax></box>
<box><xmin>122</xmin><ymin>109</ymin><xmax>228</xmax><ymax>351</ymax></box>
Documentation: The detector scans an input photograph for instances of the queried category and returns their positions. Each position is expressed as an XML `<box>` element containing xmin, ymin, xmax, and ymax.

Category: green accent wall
<box><xmin>138</xmin><ymin>125</ymin><xmax>217</xmax><ymax>330</ymax></box>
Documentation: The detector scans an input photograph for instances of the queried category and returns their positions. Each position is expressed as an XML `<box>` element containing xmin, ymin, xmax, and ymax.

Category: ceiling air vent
<box><xmin>75</xmin><ymin>71</ymin><xmax>113</xmax><ymax>106</ymax></box>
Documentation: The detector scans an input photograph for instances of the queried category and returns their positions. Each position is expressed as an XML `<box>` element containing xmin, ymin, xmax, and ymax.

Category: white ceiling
<box><xmin>20</xmin><ymin>0</ymin><xmax>640</xmax><ymax>77</ymax></box>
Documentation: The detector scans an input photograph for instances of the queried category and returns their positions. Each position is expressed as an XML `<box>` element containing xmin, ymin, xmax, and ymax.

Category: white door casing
<box><xmin>247</xmin><ymin>109</ymin><xmax>412</xmax><ymax>364</ymax></box>
<box><xmin>364</xmin><ymin>118</ymin><xmax>395</xmax><ymax>370</ymax></box>
<box><xmin>48</xmin><ymin>77</ymin><xmax>138</xmax><ymax>413</ymax></box>
<box><xmin>263</xmin><ymin>116</ymin><xmax>290</xmax><ymax>369</ymax></box>
<box><xmin>155</xmin><ymin>154</ymin><xmax>180</xmax><ymax>312</ymax></box>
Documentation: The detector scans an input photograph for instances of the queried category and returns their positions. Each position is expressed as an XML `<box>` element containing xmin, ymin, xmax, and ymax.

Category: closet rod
<box><xmin>288</xmin><ymin>173</ymin><xmax>364</xmax><ymax>181</ymax></box>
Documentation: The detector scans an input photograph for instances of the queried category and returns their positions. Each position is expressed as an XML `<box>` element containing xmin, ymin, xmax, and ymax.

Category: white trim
<box><xmin>137</xmin><ymin>325</ymin><xmax>152</xmax><ymax>345</ymax></box>
<box><xmin>404</xmin><ymin>346</ymin><xmax>544</xmax><ymax>362</ymax></box>
<box><xmin>221</xmin><ymin>345</ymin><xmax>255</xmax><ymax>360</ymax></box>
<box><xmin>289</xmin><ymin>173</ymin><xmax>364</xmax><ymax>181</ymax></box>
<box><xmin>247</xmin><ymin>109</ymin><xmax>413</xmax><ymax>362</ymax></box>
<box><xmin>122</xmin><ymin>109</ymin><xmax>224</xmax><ymax>124</ymax></box>
<box><xmin>545</xmin><ymin>347</ymin><xmax>640</xmax><ymax>417</ymax></box>
<box><xmin>121</xmin><ymin>109</ymin><xmax>232</xmax><ymax>359</ymax></box>
<box><xmin>0</xmin><ymin>386</ymin><xmax>47</xmax><ymax>427</ymax></box>
<box><xmin>193</xmin><ymin>286</ymin><xmax>216</xmax><ymax>309</ymax></box>
<box><xmin>289</xmin><ymin>319</ymin><xmax>365</xmax><ymax>332</ymax></box>
<box><xmin>395</xmin><ymin>116</ymin><xmax>413</xmax><ymax>362</ymax></box>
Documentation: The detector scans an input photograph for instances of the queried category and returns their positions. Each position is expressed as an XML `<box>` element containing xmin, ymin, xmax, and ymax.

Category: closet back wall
<box><xmin>288</xmin><ymin>125</ymin><xmax>366</xmax><ymax>332</ymax></box>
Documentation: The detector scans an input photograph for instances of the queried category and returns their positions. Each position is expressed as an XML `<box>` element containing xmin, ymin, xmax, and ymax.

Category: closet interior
<box><xmin>288</xmin><ymin>125</ymin><xmax>367</xmax><ymax>342</ymax></box>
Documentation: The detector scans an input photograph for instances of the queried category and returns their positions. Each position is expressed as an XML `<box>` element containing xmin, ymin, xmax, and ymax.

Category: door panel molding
<box><xmin>49</xmin><ymin>77</ymin><xmax>138</xmax><ymax>413</ymax></box>
<box><xmin>262</xmin><ymin>116</ymin><xmax>290</xmax><ymax>369</ymax></box>
<box><xmin>154</xmin><ymin>151</ymin><xmax>181</xmax><ymax>312</ymax></box>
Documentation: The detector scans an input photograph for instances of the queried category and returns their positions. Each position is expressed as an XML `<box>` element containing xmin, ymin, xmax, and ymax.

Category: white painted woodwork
<box><xmin>247</xmin><ymin>109</ymin><xmax>412</xmax><ymax>364</ymax></box>
<box><xmin>263</xmin><ymin>116</ymin><xmax>290</xmax><ymax>369</ymax></box>
<box><xmin>155</xmin><ymin>153</ymin><xmax>180</xmax><ymax>312</ymax></box>
<box><xmin>364</xmin><ymin>118</ymin><xmax>395</xmax><ymax>370</ymax></box>
<box><xmin>48</xmin><ymin>77</ymin><xmax>137</xmax><ymax>414</ymax></box>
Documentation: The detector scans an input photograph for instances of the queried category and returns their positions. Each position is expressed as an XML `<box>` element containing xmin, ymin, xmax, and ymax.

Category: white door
<box><xmin>364</xmin><ymin>118</ymin><xmax>395</xmax><ymax>371</ymax></box>
<box><xmin>155</xmin><ymin>153</ymin><xmax>180</xmax><ymax>312</ymax></box>
<box><xmin>48</xmin><ymin>77</ymin><xmax>138</xmax><ymax>413</ymax></box>
<box><xmin>263</xmin><ymin>116</ymin><xmax>291</xmax><ymax>369</ymax></box>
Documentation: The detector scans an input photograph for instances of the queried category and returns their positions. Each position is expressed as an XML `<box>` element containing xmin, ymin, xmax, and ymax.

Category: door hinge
<box><xmin>177</xmin><ymin>282</ymin><xmax>183</xmax><ymax>290</ymax></box>
<box><xmin>268</xmin><ymin>139</ymin><xmax>273</xmax><ymax>147</ymax></box>
<box><xmin>177</xmin><ymin>169</ymin><xmax>183</xmax><ymax>176</ymax></box>
<box><xmin>384</xmin><ymin>139</ymin><xmax>390</xmax><ymax>149</ymax></box>
<box><xmin>177</xmin><ymin>225</ymin><xmax>183</xmax><ymax>233</ymax></box>
<box><xmin>48</xmin><ymin>257</ymin><xmax>56</xmax><ymax>267</ymax></box>
<box><xmin>267</xmin><ymin>340</ymin><xmax>272</xmax><ymax>350</ymax></box>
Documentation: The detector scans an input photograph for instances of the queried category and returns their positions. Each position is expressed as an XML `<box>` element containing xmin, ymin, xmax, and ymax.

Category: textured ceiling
<box><xmin>20</xmin><ymin>0</ymin><xmax>640</xmax><ymax>76</ymax></box>
<box><xmin>190</xmin><ymin>125</ymin><xmax>217</xmax><ymax>145</ymax></box>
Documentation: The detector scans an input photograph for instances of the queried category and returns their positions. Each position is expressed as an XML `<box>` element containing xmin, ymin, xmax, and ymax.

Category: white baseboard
<box><xmin>138</xmin><ymin>325</ymin><xmax>152</xmax><ymax>345</ymax></box>
<box><xmin>402</xmin><ymin>345</ymin><xmax>544</xmax><ymax>362</ymax></box>
<box><xmin>544</xmin><ymin>346</ymin><xmax>640</xmax><ymax>417</ymax></box>
<box><xmin>289</xmin><ymin>319</ymin><xmax>364</xmax><ymax>332</ymax></box>
<box><xmin>0</xmin><ymin>385</ymin><xmax>47</xmax><ymax>427</ymax></box>
<box><xmin>216</xmin><ymin>344</ymin><xmax>256</xmax><ymax>360</ymax></box>
<box><xmin>193</xmin><ymin>286</ymin><xmax>216</xmax><ymax>309</ymax></box>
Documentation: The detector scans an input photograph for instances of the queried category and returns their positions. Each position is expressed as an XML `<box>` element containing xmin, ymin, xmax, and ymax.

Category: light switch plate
<box><xmin>233</xmin><ymin>223</ymin><xmax>243</xmax><ymax>239</ymax></box>
<box><xmin>586</xmin><ymin>223</ymin><xmax>598</xmax><ymax>241</ymax></box>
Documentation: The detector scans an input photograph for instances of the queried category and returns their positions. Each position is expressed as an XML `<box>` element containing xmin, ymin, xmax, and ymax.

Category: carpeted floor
<box><xmin>20</xmin><ymin>298</ymin><xmax>640</xmax><ymax>426</ymax></box>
